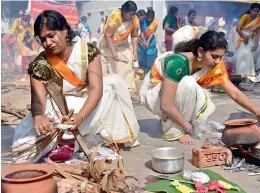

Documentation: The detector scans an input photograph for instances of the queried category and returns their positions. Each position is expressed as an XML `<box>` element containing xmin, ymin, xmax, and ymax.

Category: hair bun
<box><xmin>218</xmin><ymin>32</ymin><xmax>226</xmax><ymax>37</ymax></box>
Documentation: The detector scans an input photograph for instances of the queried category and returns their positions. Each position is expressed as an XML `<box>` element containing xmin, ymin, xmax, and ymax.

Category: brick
<box><xmin>192</xmin><ymin>145</ymin><xmax>232</xmax><ymax>168</ymax></box>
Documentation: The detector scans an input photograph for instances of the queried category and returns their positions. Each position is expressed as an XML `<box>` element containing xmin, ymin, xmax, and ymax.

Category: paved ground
<box><xmin>1</xmin><ymin>81</ymin><xmax>260</xmax><ymax>192</ymax></box>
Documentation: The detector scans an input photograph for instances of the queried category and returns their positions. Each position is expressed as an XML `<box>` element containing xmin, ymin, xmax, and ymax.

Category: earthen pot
<box><xmin>222</xmin><ymin>119</ymin><xmax>260</xmax><ymax>147</ymax></box>
<box><xmin>1</xmin><ymin>164</ymin><xmax>57</xmax><ymax>193</ymax></box>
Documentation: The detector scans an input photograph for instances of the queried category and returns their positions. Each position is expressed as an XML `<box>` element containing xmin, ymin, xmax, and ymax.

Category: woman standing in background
<box><xmin>163</xmin><ymin>6</ymin><xmax>179</xmax><ymax>51</ymax></box>
<box><xmin>10</xmin><ymin>9</ymin><xmax>38</xmax><ymax>79</ymax></box>
<box><xmin>184</xmin><ymin>10</ymin><xmax>197</xmax><ymax>26</ymax></box>
<box><xmin>235</xmin><ymin>3</ymin><xmax>260</xmax><ymax>77</ymax></box>
<box><xmin>137</xmin><ymin>9</ymin><xmax>158</xmax><ymax>73</ymax></box>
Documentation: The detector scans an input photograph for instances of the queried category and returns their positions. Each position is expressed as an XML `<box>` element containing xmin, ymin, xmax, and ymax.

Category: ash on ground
<box><xmin>222</xmin><ymin>156</ymin><xmax>260</xmax><ymax>173</ymax></box>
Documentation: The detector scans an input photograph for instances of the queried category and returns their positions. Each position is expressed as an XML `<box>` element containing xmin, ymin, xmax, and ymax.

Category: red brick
<box><xmin>192</xmin><ymin>145</ymin><xmax>232</xmax><ymax>168</ymax></box>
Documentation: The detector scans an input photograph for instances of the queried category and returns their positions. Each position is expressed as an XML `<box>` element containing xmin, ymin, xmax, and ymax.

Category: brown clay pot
<box><xmin>222</xmin><ymin>119</ymin><xmax>260</xmax><ymax>147</ymax></box>
<box><xmin>1</xmin><ymin>164</ymin><xmax>57</xmax><ymax>193</ymax></box>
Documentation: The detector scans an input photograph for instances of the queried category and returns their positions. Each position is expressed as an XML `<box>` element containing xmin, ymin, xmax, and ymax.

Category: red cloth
<box><xmin>165</xmin><ymin>39</ymin><xmax>173</xmax><ymax>51</ymax></box>
<box><xmin>48</xmin><ymin>144</ymin><xmax>75</xmax><ymax>162</ymax></box>
<box><xmin>21</xmin><ymin>56</ymin><xmax>33</xmax><ymax>73</ymax></box>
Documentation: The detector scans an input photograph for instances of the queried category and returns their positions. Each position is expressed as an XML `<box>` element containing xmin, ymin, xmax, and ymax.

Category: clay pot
<box><xmin>222</xmin><ymin>119</ymin><xmax>260</xmax><ymax>147</ymax></box>
<box><xmin>1</xmin><ymin>164</ymin><xmax>57</xmax><ymax>193</ymax></box>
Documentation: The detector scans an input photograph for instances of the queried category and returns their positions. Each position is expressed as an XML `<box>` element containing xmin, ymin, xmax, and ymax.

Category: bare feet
<box><xmin>178</xmin><ymin>134</ymin><xmax>196</xmax><ymax>145</ymax></box>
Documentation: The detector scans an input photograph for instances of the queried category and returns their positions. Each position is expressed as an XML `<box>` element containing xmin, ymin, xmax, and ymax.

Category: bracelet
<box><xmin>79</xmin><ymin>113</ymin><xmax>85</xmax><ymax>123</ymax></box>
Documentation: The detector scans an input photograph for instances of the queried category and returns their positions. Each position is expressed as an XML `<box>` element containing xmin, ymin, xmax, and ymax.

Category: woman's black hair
<box><xmin>121</xmin><ymin>1</ymin><xmax>137</xmax><ymax>13</ymax></box>
<box><xmin>136</xmin><ymin>9</ymin><xmax>146</xmax><ymax>18</ymax></box>
<box><xmin>174</xmin><ymin>30</ymin><xmax>228</xmax><ymax>56</ymax></box>
<box><xmin>34</xmin><ymin>10</ymin><xmax>76</xmax><ymax>45</ymax></box>
<box><xmin>146</xmin><ymin>9</ymin><xmax>155</xmax><ymax>18</ymax></box>
<box><xmin>241</xmin><ymin>3</ymin><xmax>260</xmax><ymax>18</ymax></box>
<box><xmin>187</xmin><ymin>10</ymin><xmax>196</xmax><ymax>17</ymax></box>
<box><xmin>163</xmin><ymin>6</ymin><xmax>178</xmax><ymax>29</ymax></box>
<box><xmin>81</xmin><ymin>16</ymin><xmax>87</xmax><ymax>22</ymax></box>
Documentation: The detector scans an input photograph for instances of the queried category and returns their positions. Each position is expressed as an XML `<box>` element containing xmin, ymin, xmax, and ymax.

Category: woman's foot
<box><xmin>178</xmin><ymin>134</ymin><xmax>196</xmax><ymax>145</ymax></box>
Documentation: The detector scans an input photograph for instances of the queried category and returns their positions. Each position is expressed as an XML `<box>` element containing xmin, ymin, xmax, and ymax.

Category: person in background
<box><xmin>235</xmin><ymin>3</ymin><xmax>260</xmax><ymax>77</ymax></box>
<box><xmin>184</xmin><ymin>10</ymin><xmax>197</xmax><ymax>26</ymax></box>
<box><xmin>98</xmin><ymin>16</ymin><xmax>106</xmax><ymax>35</ymax></box>
<box><xmin>1</xmin><ymin>33</ymin><xmax>16</xmax><ymax>69</ymax></box>
<box><xmin>206</xmin><ymin>18</ymin><xmax>217</xmax><ymax>31</ymax></box>
<box><xmin>227</xmin><ymin>19</ymin><xmax>238</xmax><ymax>54</ymax></box>
<box><xmin>172</xmin><ymin>25</ymin><xmax>208</xmax><ymax>50</ymax></box>
<box><xmin>163</xmin><ymin>6</ymin><xmax>179</xmax><ymax>51</ymax></box>
<box><xmin>140</xmin><ymin>31</ymin><xmax>260</xmax><ymax>145</ymax></box>
<box><xmin>137</xmin><ymin>9</ymin><xmax>158</xmax><ymax>73</ymax></box>
<box><xmin>10</xmin><ymin>9</ymin><xmax>38</xmax><ymax>79</ymax></box>
<box><xmin>100</xmin><ymin>0</ymin><xmax>139</xmax><ymax>95</ymax></box>
<box><xmin>77</xmin><ymin>16</ymin><xmax>91</xmax><ymax>43</ymax></box>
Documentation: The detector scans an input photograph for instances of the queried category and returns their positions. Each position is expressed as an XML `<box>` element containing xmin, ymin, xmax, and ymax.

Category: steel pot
<box><xmin>151</xmin><ymin>147</ymin><xmax>185</xmax><ymax>174</ymax></box>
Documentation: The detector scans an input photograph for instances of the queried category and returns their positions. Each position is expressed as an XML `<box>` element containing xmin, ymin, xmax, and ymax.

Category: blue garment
<box><xmin>138</xmin><ymin>19</ymin><xmax>157</xmax><ymax>70</ymax></box>
<box><xmin>84</xmin><ymin>24</ymin><xmax>91</xmax><ymax>32</ymax></box>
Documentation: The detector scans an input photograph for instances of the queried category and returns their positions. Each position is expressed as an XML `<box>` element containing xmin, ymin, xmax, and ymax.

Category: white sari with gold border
<box><xmin>12</xmin><ymin>36</ymin><xmax>140</xmax><ymax>162</ymax></box>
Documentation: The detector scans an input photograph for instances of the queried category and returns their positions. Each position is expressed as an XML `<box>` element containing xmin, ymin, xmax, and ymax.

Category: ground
<box><xmin>1</xmin><ymin>80</ymin><xmax>260</xmax><ymax>193</ymax></box>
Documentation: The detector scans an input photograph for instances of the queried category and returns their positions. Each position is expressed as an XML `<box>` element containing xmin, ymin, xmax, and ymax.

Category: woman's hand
<box><xmin>62</xmin><ymin>109</ymin><xmax>84</xmax><ymax>131</ymax></box>
<box><xmin>34</xmin><ymin>115</ymin><xmax>54</xmax><ymax>136</ymax></box>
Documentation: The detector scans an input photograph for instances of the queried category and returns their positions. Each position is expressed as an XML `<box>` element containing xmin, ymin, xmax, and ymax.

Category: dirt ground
<box><xmin>1</xmin><ymin>79</ymin><xmax>260</xmax><ymax>192</ymax></box>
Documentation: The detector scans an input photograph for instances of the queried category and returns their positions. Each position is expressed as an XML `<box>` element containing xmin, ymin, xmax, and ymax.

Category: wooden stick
<box><xmin>72</xmin><ymin>130</ymin><xmax>90</xmax><ymax>162</ymax></box>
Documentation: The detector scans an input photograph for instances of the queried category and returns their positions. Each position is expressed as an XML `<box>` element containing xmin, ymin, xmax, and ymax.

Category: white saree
<box><xmin>12</xmin><ymin>37</ymin><xmax>140</xmax><ymax>163</ymax></box>
<box><xmin>235</xmin><ymin>16</ymin><xmax>260</xmax><ymax>77</ymax></box>
<box><xmin>139</xmin><ymin>52</ymin><xmax>215</xmax><ymax>140</ymax></box>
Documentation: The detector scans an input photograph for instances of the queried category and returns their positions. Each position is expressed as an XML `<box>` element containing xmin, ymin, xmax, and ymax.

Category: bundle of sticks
<box><xmin>2</xmin><ymin>81</ymin><xmax>90</xmax><ymax>163</ymax></box>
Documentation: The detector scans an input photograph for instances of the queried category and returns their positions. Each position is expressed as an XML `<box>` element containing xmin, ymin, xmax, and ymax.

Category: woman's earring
<box><xmin>197</xmin><ymin>56</ymin><xmax>202</xmax><ymax>62</ymax></box>
<box><xmin>66</xmin><ymin>35</ymin><xmax>69</xmax><ymax>42</ymax></box>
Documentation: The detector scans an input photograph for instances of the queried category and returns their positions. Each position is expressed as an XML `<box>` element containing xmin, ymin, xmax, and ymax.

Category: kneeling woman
<box><xmin>140</xmin><ymin>31</ymin><xmax>260</xmax><ymax>145</ymax></box>
<box><xmin>13</xmin><ymin>10</ymin><xmax>139</xmax><ymax>162</ymax></box>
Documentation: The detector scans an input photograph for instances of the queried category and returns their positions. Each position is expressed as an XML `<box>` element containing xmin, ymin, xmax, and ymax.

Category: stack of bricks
<box><xmin>192</xmin><ymin>144</ymin><xmax>232</xmax><ymax>168</ymax></box>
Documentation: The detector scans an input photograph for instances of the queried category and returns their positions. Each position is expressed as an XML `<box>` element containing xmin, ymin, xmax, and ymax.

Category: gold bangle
<box><xmin>79</xmin><ymin>113</ymin><xmax>85</xmax><ymax>123</ymax></box>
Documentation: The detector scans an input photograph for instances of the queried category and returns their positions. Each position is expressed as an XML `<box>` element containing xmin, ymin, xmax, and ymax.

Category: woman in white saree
<box><xmin>12</xmin><ymin>10</ymin><xmax>139</xmax><ymax>163</ymax></box>
<box><xmin>100</xmin><ymin>1</ymin><xmax>139</xmax><ymax>91</ymax></box>
<box><xmin>140</xmin><ymin>31</ymin><xmax>260</xmax><ymax>145</ymax></box>
<box><xmin>235</xmin><ymin>3</ymin><xmax>260</xmax><ymax>76</ymax></box>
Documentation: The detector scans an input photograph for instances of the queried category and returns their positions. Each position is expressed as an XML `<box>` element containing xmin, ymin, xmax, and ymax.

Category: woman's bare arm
<box><xmin>104</xmin><ymin>26</ymin><xmax>117</xmax><ymax>57</ymax></box>
<box><xmin>79</xmin><ymin>56</ymin><xmax>103</xmax><ymax>119</ymax></box>
<box><xmin>131</xmin><ymin>26</ymin><xmax>139</xmax><ymax>57</ymax></box>
<box><xmin>221</xmin><ymin>80</ymin><xmax>258</xmax><ymax>114</ymax></box>
<box><xmin>30</xmin><ymin>76</ymin><xmax>46</xmax><ymax>118</ymax></box>
<box><xmin>31</xmin><ymin>76</ymin><xmax>55</xmax><ymax>135</ymax></box>
<box><xmin>164</xmin><ymin>23</ymin><xmax>176</xmax><ymax>33</ymax></box>
<box><xmin>236</xmin><ymin>23</ymin><xmax>246</xmax><ymax>40</ymax></box>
